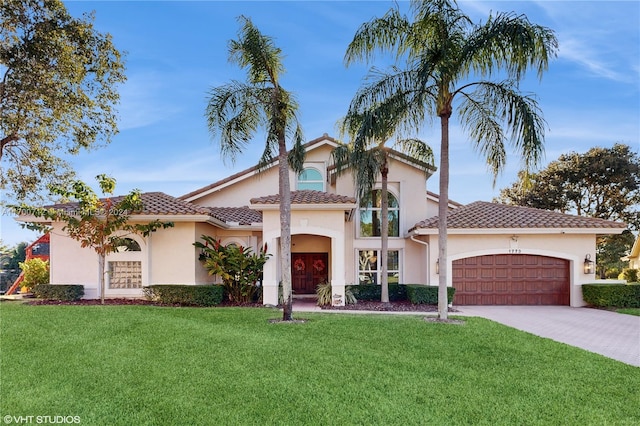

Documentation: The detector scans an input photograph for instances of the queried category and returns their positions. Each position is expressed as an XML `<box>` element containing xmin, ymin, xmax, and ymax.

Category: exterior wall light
<box><xmin>583</xmin><ymin>254</ymin><xmax>595</xmax><ymax>274</ymax></box>
<box><xmin>435</xmin><ymin>259</ymin><xmax>439</xmax><ymax>274</ymax></box>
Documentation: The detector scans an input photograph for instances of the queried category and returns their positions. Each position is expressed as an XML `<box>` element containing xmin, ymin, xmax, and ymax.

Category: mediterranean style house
<box><xmin>19</xmin><ymin>134</ymin><xmax>626</xmax><ymax>306</ymax></box>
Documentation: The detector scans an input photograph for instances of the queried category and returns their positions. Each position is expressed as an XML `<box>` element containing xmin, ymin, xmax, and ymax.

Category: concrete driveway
<box><xmin>457</xmin><ymin>306</ymin><xmax>640</xmax><ymax>367</ymax></box>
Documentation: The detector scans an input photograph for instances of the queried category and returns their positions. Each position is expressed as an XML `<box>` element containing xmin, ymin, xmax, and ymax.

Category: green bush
<box><xmin>622</xmin><ymin>268</ymin><xmax>638</xmax><ymax>283</ymax></box>
<box><xmin>406</xmin><ymin>285</ymin><xmax>456</xmax><ymax>305</ymax></box>
<box><xmin>143</xmin><ymin>285</ymin><xmax>224</xmax><ymax>306</ymax></box>
<box><xmin>350</xmin><ymin>283</ymin><xmax>407</xmax><ymax>301</ymax></box>
<box><xmin>582</xmin><ymin>283</ymin><xmax>640</xmax><ymax>308</ymax></box>
<box><xmin>19</xmin><ymin>258</ymin><xmax>49</xmax><ymax>290</ymax></box>
<box><xmin>32</xmin><ymin>284</ymin><xmax>84</xmax><ymax>301</ymax></box>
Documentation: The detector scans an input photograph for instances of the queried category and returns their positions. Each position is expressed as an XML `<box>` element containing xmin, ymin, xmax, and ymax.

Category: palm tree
<box><xmin>333</xmin><ymin>106</ymin><xmax>434</xmax><ymax>304</ymax></box>
<box><xmin>344</xmin><ymin>0</ymin><xmax>558</xmax><ymax>319</ymax></box>
<box><xmin>206</xmin><ymin>16</ymin><xmax>305</xmax><ymax>321</ymax></box>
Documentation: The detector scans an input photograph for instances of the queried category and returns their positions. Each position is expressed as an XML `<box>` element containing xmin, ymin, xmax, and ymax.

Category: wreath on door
<box><xmin>294</xmin><ymin>258</ymin><xmax>306</xmax><ymax>272</ymax></box>
<box><xmin>313</xmin><ymin>259</ymin><xmax>325</xmax><ymax>272</ymax></box>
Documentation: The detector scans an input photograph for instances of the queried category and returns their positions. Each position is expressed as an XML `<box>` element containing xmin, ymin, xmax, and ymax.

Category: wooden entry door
<box><xmin>292</xmin><ymin>253</ymin><xmax>329</xmax><ymax>294</ymax></box>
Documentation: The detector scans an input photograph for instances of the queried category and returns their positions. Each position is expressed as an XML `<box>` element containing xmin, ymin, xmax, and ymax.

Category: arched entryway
<box><xmin>452</xmin><ymin>254</ymin><xmax>570</xmax><ymax>305</ymax></box>
<box><xmin>291</xmin><ymin>234</ymin><xmax>330</xmax><ymax>294</ymax></box>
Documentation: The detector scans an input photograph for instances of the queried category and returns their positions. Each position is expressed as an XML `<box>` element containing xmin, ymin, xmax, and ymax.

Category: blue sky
<box><xmin>2</xmin><ymin>0</ymin><xmax>639</xmax><ymax>246</ymax></box>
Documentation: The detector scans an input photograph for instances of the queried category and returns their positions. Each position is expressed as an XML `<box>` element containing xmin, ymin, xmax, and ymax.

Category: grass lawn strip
<box><xmin>1</xmin><ymin>303</ymin><xmax>638</xmax><ymax>425</ymax></box>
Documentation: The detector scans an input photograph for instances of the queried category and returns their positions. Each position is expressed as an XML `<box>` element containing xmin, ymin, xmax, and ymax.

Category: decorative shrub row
<box><xmin>582</xmin><ymin>283</ymin><xmax>640</xmax><ymax>308</ymax></box>
<box><xmin>143</xmin><ymin>285</ymin><xmax>224</xmax><ymax>306</ymax></box>
<box><xmin>406</xmin><ymin>285</ymin><xmax>456</xmax><ymax>305</ymax></box>
<box><xmin>350</xmin><ymin>283</ymin><xmax>407</xmax><ymax>301</ymax></box>
<box><xmin>32</xmin><ymin>284</ymin><xmax>84</xmax><ymax>301</ymax></box>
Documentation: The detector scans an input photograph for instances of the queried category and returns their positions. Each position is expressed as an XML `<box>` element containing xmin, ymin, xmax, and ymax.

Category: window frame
<box><xmin>297</xmin><ymin>167</ymin><xmax>325</xmax><ymax>191</ymax></box>
<box><xmin>358</xmin><ymin>189</ymin><xmax>400</xmax><ymax>238</ymax></box>
<box><xmin>356</xmin><ymin>249</ymin><xmax>401</xmax><ymax>286</ymax></box>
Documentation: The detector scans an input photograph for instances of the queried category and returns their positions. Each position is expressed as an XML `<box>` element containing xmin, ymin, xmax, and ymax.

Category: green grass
<box><xmin>616</xmin><ymin>307</ymin><xmax>640</xmax><ymax>316</ymax></box>
<box><xmin>1</xmin><ymin>303</ymin><xmax>638</xmax><ymax>425</ymax></box>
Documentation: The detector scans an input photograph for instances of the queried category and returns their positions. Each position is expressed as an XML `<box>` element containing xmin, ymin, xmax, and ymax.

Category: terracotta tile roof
<box><xmin>411</xmin><ymin>201</ymin><xmax>627</xmax><ymax>231</ymax></box>
<box><xmin>208</xmin><ymin>207</ymin><xmax>262</xmax><ymax>225</ymax></box>
<box><xmin>45</xmin><ymin>192</ymin><xmax>211</xmax><ymax>216</ymax></box>
<box><xmin>250</xmin><ymin>190</ymin><xmax>356</xmax><ymax>205</ymax></box>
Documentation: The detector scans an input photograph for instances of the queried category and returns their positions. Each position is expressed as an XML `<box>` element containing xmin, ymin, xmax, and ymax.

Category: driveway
<box><xmin>457</xmin><ymin>306</ymin><xmax>640</xmax><ymax>367</ymax></box>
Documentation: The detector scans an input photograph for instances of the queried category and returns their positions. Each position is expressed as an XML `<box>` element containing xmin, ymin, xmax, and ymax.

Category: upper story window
<box><xmin>114</xmin><ymin>237</ymin><xmax>141</xmax><ymax>252</ymax></box>
<box><xmin>297</xmin><ymin>168</ymin><xmax>324</xmax><ymax>191</ymax></box>
<box><xmin>359</xmin><ymin>190</ymin><xmax>399</xmax><ymax>237</ymax></box>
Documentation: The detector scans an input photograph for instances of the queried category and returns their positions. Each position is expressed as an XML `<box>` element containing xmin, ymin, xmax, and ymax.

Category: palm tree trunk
<box><xmin>438</xmin><ymin>114</ymin><xmax>450</xmax><ymax>320</ymax></box>
<box><xmin>380</xmin><ymin>159</ymin><xmax>390</xmax><ymax>305</ymax></box>
<box><xmin>278</xmin><ymin>133</ymin><xmax>294</xmax><ymax>321</ymax></box>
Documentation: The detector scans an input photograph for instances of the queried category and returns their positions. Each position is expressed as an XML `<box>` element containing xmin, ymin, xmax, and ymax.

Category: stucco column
<box><xmin>262</xmin><ymin>237</ymin><xmax>279</xmax><ymax>306</ymax></box>
<box><xmin>331</xmin><ymin>234</ymin><xmax>346</xmax><ymax>306</ymax></box>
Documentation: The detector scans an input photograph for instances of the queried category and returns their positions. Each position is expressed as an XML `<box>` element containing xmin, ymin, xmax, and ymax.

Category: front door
<box><xmin>292</xmin><ymin>253</ymin><xmax>329</xmax><ymax>294</ymax></box>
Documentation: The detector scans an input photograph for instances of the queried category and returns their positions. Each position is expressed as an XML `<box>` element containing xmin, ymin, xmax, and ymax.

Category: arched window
<box><xmin>297</xmin><ymin>168</ymin><xmax>324</xmax><ymax>191</ymax></box>
<box><xmin>359</xmin><ymin>190</ymin><xmax>399</xmax><ymax>237</ymax></box>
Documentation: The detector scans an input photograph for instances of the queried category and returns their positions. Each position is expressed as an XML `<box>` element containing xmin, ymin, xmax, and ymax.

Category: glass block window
<box><xmin>358</xmin><ymin>250</ymin><xmax>400</xmax><ymax>285</ymax></box>
<box><xmin>297</xmin><ymin>168</ymin><xmax>324</xmax><ymax>191</ymax></box>
<box><xmin>108</xmin><ymin>261</ymin><xmax>142</xmax><ymax>289</ymax></box>
<box><xmin>359</xmin><ymin>190</ymin><xmax>399</xmax><ymax>237</ymax></box>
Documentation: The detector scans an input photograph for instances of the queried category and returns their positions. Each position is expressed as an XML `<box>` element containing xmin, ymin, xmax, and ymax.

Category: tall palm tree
<box><xmin>344</xmin><ymin>0</ymin><xmax>558</xmax><ymax>319</ymax></box>
<box><xmin>333</xmin><ymin>105</ymin><xmax>434</xmax><ymax>304</ymax></box>
<box><xmin>206</xmin><ymin>16</ymin><xmax>305</xmax><ymax>321</ymax></box>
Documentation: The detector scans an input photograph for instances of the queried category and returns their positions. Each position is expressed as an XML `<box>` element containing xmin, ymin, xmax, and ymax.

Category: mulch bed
<box><xmin>22</xmin><ymin>298</ymin><xmax>458</xmax><ymax>314</ymax></box>
<box><xmin>320</xmin><ymin>300</ymin><xmax>459</xmax><ymax>313</ymax></box>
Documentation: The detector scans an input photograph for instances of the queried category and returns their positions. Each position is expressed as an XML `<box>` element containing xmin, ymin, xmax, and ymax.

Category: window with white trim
<box><xmin>297</xmin><ymin>168</ymin><xmax>324</xmax><ymax>191</ymax></box>
<box><xmin>358</xmin><ymin>250</ymin><xmax>400</xmax><ymax>285</ymax></box>
<box><xmin>359</xmin><ymin>190</ymin><xmax>399</xmax><ymax>237</ymax></box>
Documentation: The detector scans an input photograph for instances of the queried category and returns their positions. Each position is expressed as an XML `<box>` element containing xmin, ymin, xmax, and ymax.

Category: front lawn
<box><xmin>1</xmin><ymin>303</ymin><xmax>638</xmax><ymax>425</ymax></box>
<box><xmin>616</xmin><ymin>307</ymin><xmax>640</xmax><ymax>316</ymax></box>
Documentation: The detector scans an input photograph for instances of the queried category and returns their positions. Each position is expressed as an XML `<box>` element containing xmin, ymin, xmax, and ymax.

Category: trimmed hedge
<box><xmin>582</xmin><ymin>283</ymin><xmax>640</xmax><ymax>308</ymax></box>
<box><xmin>350</xmin><ymin>284</ymin><xmax>407</xmax><ymax>301</ymax></box>
<box><xmin>32</xmin><ymin>284</ymin><xmax>84</xmax><ymax>301</ymax></box>
<box><xmin>406</xmin><ymin>285</ymin><xmax>455</xmax><ymax>305</ymax></box>
<box><xmin>143</xmin><ymin>285</ymin><xmax>224</xmax><ymax>306</ymax></box>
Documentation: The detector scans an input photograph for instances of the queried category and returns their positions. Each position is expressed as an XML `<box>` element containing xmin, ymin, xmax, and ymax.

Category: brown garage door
<box><xmin>452</xmin><ymin>254</ymin><xmax>569</xmax><ymax>305</ymax></box>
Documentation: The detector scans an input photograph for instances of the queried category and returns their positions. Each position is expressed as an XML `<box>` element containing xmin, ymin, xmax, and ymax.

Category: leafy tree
<box><xmin>11</xmin><ymin>175</ymin><xmax>173</xmax><ymax>303</ymax></box>
<box><xmin>194</xmin><ymin>235</ymin><xmax>270</xmax><ymax>304</ymax></box>
<box><xmin>18</xmin><ymin>257</ymin><xmax>49</xmax><ymax>291</ymax></box>
<box><xmin>499</xmin><ymin>144</ymin><xmax>640</xmax><ymax>275</ymax></box>
<box><xmin>1</xmin><ymin>0</ymin><xmax>126</xmax><ymax>200</ymax></box>
<box><xmin>344</xmin><ymin>0</ymin><xmax>557</xmax><ymax>319</ymax></box>
<box><xmin>333</xmin><ymin>107</ymin><xmax>434</xmax><ymax>304</ymax></box>
<box><xmin>205</xmin><ymin>16</ymin><xmax>305</xmax><ymax>321</ymax></box>
<box><xmin>498</xmin><ymin>144</ymin><xmax>640</xmax><ymax>230</ymax></box>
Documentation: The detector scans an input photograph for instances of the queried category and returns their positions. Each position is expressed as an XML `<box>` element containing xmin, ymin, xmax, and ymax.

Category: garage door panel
<box><xmin>453</xmin><ymin>255</ymin><xmax>569</xmax><ymax>306</ymax></box>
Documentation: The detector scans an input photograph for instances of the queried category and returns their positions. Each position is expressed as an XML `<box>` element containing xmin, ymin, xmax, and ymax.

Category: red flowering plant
<box><xmin>194</xmin><ymin>235</ymin><xmax>270</xmax><ymax>303</ymax></box>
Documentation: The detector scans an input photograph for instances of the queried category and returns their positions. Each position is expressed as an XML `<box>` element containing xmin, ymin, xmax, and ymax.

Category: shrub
<box><xmin>143</xmin><ymin>285</ymin><xmax>224</xmax><ymax>306</ymax></box>
<box><xmin>316</xmin><ymin>282</ymin><xmax>356</xmax><ymax>306</ymax></box>
<box><xmin>406</xmin><ymin>285</ymin><xmax>456</xmax><ymax>305</ymax></box>
<box><xmin>350</xmin><ymin>283</ymin><xmax>407</xmax><ymax>301</ymax></box>
<box><xmin>32</xmin><ymin>284</ymin><xmax>84</xmax><ymax>301</ymax></box>
<box><xmin>194</xmin><ymin>236</ymin><xmax>269</xmax><ymax>303</ymax></box>
<box><xmin>622</xmin><ymin>268</ymin><xmax>638</xmax><ymax>283</ymax></box>
<box><xmin>19</xmin><ymin>258</ymin><xmax>49</xmax><ymax>290</ymax></box>
<box><xmin>582</xmin><ymin>283</ymin><xmax>640</xmax><ymax>308</ymax></box>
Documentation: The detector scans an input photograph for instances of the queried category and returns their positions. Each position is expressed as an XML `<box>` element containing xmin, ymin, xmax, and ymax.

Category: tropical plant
<box><xmin>344</xmin><ymin>0</ymin><xmax>557</xmax><ymax>319</ymax></box>
<box><xmin>316</xmin><ymin>281</ymin><xmax>356</xmax><ymax>306</ymax></box>
<box><xmin>333</xmin><ymin>108</ymin><xmax>434</xmax><ymax>304</ymax></box>
<box><xmin>18</xmin><ymin>258</ymin><xmax>49</xmax><ymax>291</ymax></box>
<box><xmin>1</xmin><ymin>0</ymin><xmax>126</xmax><ymax>201</ymax></box>
<box><xmin>205</xmin><ymin>16</ymin><xmax>305</xmax><ymax>320</ymax></box>
<box><xmin>194</xmin><ymin>236</ymin><xmax>270</xmax><ymax>303</ymax></box>
<box><xmin>11</xmin><ymin>175</ymin><xmax>174</xmax><ymax>303</ymax></box>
